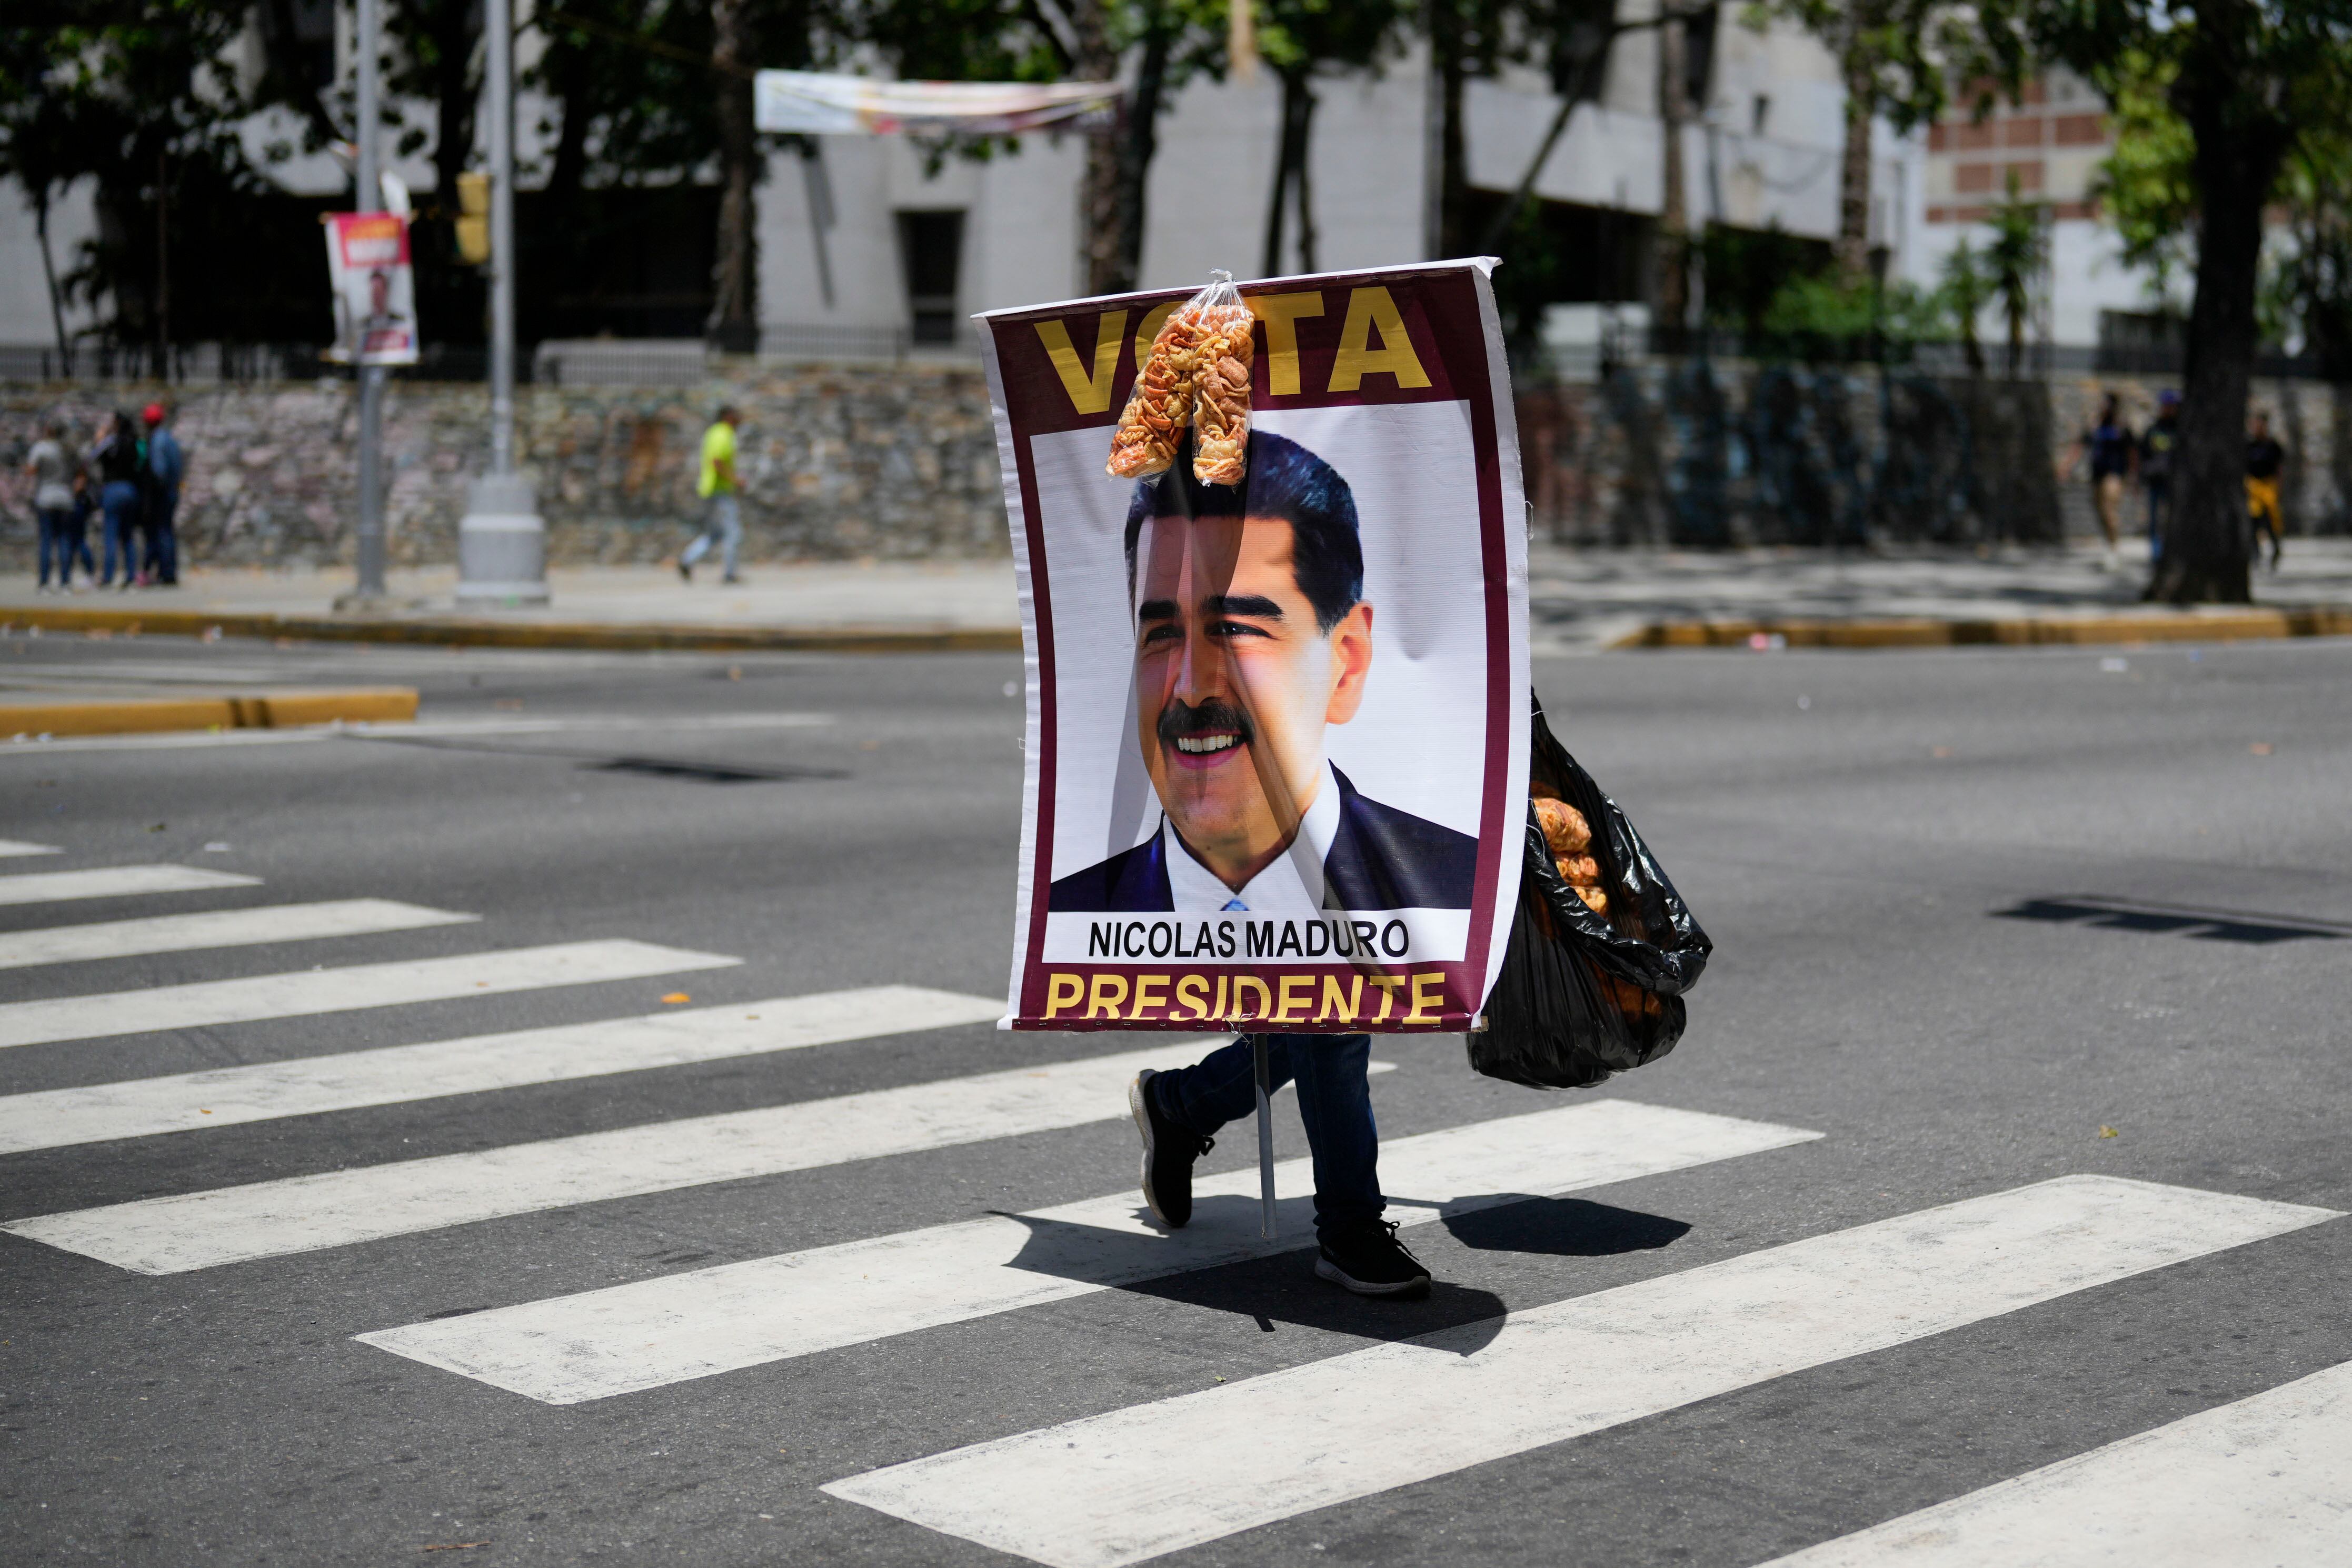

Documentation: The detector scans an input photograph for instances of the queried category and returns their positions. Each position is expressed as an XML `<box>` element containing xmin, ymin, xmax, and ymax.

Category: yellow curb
<box><xmin>1610</xmin><ymin>606</ymin><xmax>2352</xmax><ymax>651</ymax></box>
<box><xmin>0</xmin><ymin>688</ymin><xmax>419</xmax><ymax>737</ymax></box>
<box><xmin>0</xmin><ymin>604</ymin><xmax>1024</xmax><ymax>655</ymax></box>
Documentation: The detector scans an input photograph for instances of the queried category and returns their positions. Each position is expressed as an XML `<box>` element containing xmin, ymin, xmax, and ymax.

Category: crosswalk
<box><xmin>2</xmin><ymin>834</ymin><xmax>2345</xmax><ymax>1565</ymax></box>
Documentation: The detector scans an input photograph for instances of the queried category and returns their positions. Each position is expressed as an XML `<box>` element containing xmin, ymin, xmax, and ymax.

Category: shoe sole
<box><xmin>1314</xmin><ymin>1255</ymin><xmax>1431</xmax><ymax>1299</ymax></box>
<box><xmin>1129</xmin><ymin>1073</ymin><xmax>1182</xmax><ymax>1230</ymax></box>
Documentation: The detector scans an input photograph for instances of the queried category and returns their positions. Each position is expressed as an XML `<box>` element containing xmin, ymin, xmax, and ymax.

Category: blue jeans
<box><xmin>37</xmin><ymin>507</ymin><xmax>75</xmax><ymax>585</ymax></box>
<box><xmin>99</xmin><ymin>480</ymin><xmax>141</xmax><ymax>584</ymax></box>
<box><xmin>2145</xmin><ymin>478</ymin><xmax>2171</xmax><ymax>560</ymax></box>
<box><xmin>683</xmin><ymin>493</ymin><xmax>741</xmax><ymax>577</ymax></box>
<box><xmin>142</xmin><ymin>488</ymin><xmax>178</xmax><ymax>583</ymax></box>
<box><xmin>1151</xmin><ymin>1032</ymin><xmax>1381</xmax><ymax>1239</ymax></box>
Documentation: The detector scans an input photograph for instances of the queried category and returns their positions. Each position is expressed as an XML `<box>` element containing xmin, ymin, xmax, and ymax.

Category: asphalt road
<box><xmin>3</xmin><ymin>631</ymin><xmax>2348</xmax><ymax>1567</ymax></box>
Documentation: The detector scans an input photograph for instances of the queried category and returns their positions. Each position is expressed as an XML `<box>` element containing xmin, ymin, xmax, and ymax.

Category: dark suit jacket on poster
<box><xmin>1048</xmin><ymin>766</ymin><xmax>1478</xmax><ymax>913</ymax></box>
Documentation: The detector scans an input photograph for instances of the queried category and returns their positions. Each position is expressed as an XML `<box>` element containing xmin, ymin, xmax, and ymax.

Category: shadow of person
<box><xmin>1441</xmin><ymin>1195</ymin><xmax>1691</xmax><ymax>1257</ymax></box>
<box><xmin>984</xmin><ymin>1193</ymin><xmax>1526</xmax><ymax>1357</ymax></box>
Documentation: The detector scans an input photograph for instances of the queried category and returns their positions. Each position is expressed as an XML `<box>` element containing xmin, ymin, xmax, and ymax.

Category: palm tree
<box><xmin>1985</xmin><ymin>171</ymin><xmax>2049</xmax><ymax>375</ymax></box>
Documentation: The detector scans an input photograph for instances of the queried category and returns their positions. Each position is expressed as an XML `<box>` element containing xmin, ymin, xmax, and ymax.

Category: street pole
<box><xmin>349</xmin><ymin>0</ymin><xmax>388</xmax><ymax>607</ymax></box>
<box><xmin>1252</xmin><ymin>1034</ymin><xmax>1277</xmax><ymax>1240</ymax></box>
<box><xmin>455</xmin><ymin>0</ymin><xmax>550</xmax><ymax>607</ymax></box>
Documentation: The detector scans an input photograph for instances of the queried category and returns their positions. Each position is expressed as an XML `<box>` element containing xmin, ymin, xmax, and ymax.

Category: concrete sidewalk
<box><xmin>4</xmin><ymin>542</ymin><xmax>2350</xmax><ymax>653</ymax></box>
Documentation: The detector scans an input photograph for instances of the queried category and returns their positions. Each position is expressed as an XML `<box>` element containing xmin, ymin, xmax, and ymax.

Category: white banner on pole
<box><xmin>753</xmin><ymin>70</ymin><xmax>1119</xmax><ymax>136</ymax></box>
<box><xmin>322</xmin><ymin>212</ymin><xmax>421</xmax><ymax>367</ymax></box>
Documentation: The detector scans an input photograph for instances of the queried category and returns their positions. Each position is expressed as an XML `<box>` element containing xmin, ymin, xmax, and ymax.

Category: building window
<box><xmin>896</xmin><ymin>209</ymin><xmax>965</xmax><ymax>344</ymax></box>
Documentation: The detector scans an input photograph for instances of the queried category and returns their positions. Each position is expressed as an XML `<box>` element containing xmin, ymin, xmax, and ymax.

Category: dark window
<box><xmin>896</xmin><ymin>209</ymin><xmax>965</xmax><ymax>344</ymax></box>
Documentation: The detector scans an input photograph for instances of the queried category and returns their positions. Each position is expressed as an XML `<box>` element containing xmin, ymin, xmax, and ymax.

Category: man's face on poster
<box><xmin>1132</xmin><ymin>512</ymin><xmax>1373</xmax><ymax>888</ymax></box>
<box><xmin>368</xmin><ymin>270</ymin><xmax>391</xmax><ymax>315</ymax></box>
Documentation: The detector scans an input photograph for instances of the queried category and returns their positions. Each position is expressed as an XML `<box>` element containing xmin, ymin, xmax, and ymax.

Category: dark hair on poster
<box><xmin>1123</xmin><ymin>429</ymin><xmax>1363</xmax><ymax>633</ymax></box>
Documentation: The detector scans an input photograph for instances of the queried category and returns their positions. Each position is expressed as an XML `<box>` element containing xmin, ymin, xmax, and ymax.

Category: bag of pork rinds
<box><xmin>1471</xmin><ymin>693</ymin><xmax>1713</xmax><ymax>1090</ymax></box>
<box><xmin>1107</xmin><ymin>270</ymin><xmax>1255</xmax><ymax>486</ymax></box>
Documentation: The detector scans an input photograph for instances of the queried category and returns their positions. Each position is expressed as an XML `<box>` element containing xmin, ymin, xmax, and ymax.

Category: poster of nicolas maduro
<box><xmin>981</xmin><ymin>260</ymin><xmax>1530</xmax><ymax>1033</ymax></box>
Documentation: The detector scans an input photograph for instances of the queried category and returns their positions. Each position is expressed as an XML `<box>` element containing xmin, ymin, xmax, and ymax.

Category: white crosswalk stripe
<box><xmin>0</xmin><ymin>864</ymin><xmax>260</xmax><ymax>906</ymax></box>
<box><xmin>1757</xmin><ymin>1357</ymin><xmax>2352</xmax><ymax>1567</ymax></box>
<box><xmin>0</xmin><ymin>939</ymin><xmax>739</xmax><ymax>1052</ymax></box>
<box><xmin>0</xmin><ymin>985</ymin><xmax>1002</xmax><ymax>1153</ymax></box>
<box><xmin>0</xmin><ymin>839</ymin><xmax>61</xmax><ymax>857</ymax></box>
<box><xmin>3</xmin><ymin>1041</ymin><xmax>1235</xmax><ymax>1272</ymax></box>
<box><xmin>357</xmin><ymin>1099</ymin><xmax>1819</xmax><ymax>1404</ymax></box>
<box><xmin>0</xmin><ymin>898</ymin><xmax>477</xmax><ymax>972</ymax></box>
<box><xmin>821</xmin><ymin>1176</ymin><xmax>2340</xmax><ymax>1568</ymax></box>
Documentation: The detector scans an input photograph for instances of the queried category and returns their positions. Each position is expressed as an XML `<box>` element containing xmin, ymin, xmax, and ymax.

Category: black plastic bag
<box><xmin>1470</xmin><ymin>694</ymin><xmax>1712</xmax><ymax>1089</ymax></box>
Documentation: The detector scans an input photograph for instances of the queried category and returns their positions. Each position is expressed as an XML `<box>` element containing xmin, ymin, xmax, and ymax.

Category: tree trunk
<box><xmin>1105</xmin><ymin>21</ymin><xmax>1175</xmax><ymax>293</ymax></box>
<box><xmin>1833</xmin><ymin>45</ymin><xmax>1872</xmax><ymax>278</ymax></box>
<box><xmin>1263</xmin><ymin>69</ymin><xmax>1317</xmax><ymax>276</ymax></box>
<box><xmin>1427</xmin><ymin>0</ymin><xmax>1470</xmax><ymax>257</ymax></box>
<box><xmin>2150</xmin><ymin>81</ymin><xmax>2288</xmax><ymax>604</ymax></box>
<box><xmin>1070</xmin><ymin>0</ymin><xmax>1124</xmax><ymax>295</ymax></box>
<box><xmin>1655</xmin><ymin>6</ymin><xmax>1690</xmax><ymax>333</ymax></box>
<box><xmin>429</xmin><ymin>3</ymin><xmax>480</xmax><ymax>221</ymax></box>
<box><xmin>34</xmin><ymin>191</ymin><xmax>71</xmax><ymax>368</ymax></box>
<box><xmin>1294</xmin><ymin>82</ymin><xmax>1319</xmax><ymax>274</ymax></box>
<box><xmin>708</xmin><ymin>0</ymin><xmax>760</xmax><ymax>352</ymax></box>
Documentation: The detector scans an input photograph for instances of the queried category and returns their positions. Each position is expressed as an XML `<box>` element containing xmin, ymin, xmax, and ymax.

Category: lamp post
<box><xmin>347</xmin><ymin>0</ymin><xmax>388</xmax><ymax>607</ymax></box>
<box><xmin>455</xmin><ymin>0</ymin><xmax>550</xmax><ymax>607</ymax></box>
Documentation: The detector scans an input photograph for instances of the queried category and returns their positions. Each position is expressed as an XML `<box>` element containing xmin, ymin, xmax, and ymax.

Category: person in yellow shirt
<box><xmin>2245</xmin><ymin>410</ymin><xmax>2285</xmax><ymax>571</ymax></box>
<box><xmin>681</xmin><ymin>405</ymin><xmax>744</xmax><ymax>583</ymax></box>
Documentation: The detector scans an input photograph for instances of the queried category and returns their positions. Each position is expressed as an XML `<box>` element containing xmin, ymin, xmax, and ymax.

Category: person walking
<box><xmin>1131</xmin><ymin>1034</ymin><xmax>1428</xmax><ymax>1296</ymax></box>
<box><xmin>680</xmin><ymin>405</ymin><xmax>744</xmax><ymax>584</ymax></box>
<box><xmin>87</xmin><ymin>410</ymin><xmax>146</xmax><ymax>590</ymax></box>
<box><xmin>2065</xmin><ymin>392</ymin><xmax>2135</xmax><ymax>566</ymax></box>
<box><xmin>2140</xmin><ymin>389</ymin><xmax>2181</xmax><ymax>563</ymax></box>
<box><xmin>2246</xmin><ymin>409</ymin><xmax>2286</xmax><ymax>571</ymax></box>
<box><xmin>140</xmin><ymin>402</ymin><xmax>185</xmax><ymax>587</ymax></box>
<box><xmin>23</xmin><ymin>417</ymin><xmax>78</xmax><ymax>593</ymax></box>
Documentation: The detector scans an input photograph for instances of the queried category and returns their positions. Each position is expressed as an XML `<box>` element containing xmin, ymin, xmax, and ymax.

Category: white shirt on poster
<box><xmin>1160</xmin><ymin>762</ymin><xmax>1344</xmax><ymax>916</ymax></box>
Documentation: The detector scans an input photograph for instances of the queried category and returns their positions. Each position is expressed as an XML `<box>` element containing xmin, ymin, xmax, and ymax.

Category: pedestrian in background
<box><xmin>2140</xmin><ymin>389</ymin><xmax>2181</xmax><ymax>562</ymax></box>
<box><xmin>23</xmin><ymin>417</ymin><xmax>78</xmax><ymax>593</ymax></box>
<box><xmin>2246</xmin><ymin>410</ymin><xmax>2286</xmax><ymax>572</ymax></box>
<box><xmin>679</xmin><ymin>405</ymin><xmax>744</xmax><ymax>584</ymax></box>
<box><xmin>141</xmin><ymin>402</ymin><xmax>184</xmax><ymax>587</ymax></box>
<box><xmin>2065</xmin><ymin>391</ymin><xmax>2135</xmax><ymax>567</ymax></box>
<box><xmin>87</xmin><ymin>410</ymin><xmax>146</xmax><ymax>590</ymax></box>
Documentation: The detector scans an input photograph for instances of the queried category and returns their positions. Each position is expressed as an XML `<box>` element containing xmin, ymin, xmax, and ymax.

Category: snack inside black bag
<box><xmin>1471</xmin><ymin>693</ymin><xmax>1712</xmax><ymax>1089</ymax></box>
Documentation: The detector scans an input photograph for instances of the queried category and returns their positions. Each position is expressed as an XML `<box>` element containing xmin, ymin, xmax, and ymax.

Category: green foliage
<box><xmin>2090</xmin><ymin>48</ymin><xmax>2195</xmax><ymax>307</ymax></box>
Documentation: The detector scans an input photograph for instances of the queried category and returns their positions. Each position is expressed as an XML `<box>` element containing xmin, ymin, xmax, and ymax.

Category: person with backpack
<box><xmin>87</xmin><ymin>410</ymin><xmax>146</xmax><ymax>590</ymax></box>
<box><xmin>140</xmin><ymin>403</ymin><xmax>184</xmax><ymax>587</ymax></box>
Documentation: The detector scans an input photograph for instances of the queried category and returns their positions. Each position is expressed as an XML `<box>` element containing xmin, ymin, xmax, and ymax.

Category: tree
<box><xmin>1982</xmin><ymin>171</ymin><xmax>2046</xmax><ymax>374</ymax></box>
<box><xmin>1257</xmin><ymin>0</ymin><xmax>1412</xmax><ymax>276</ymax></box>
<box><xmin>1974</xmin><ymin>0</ymin><xmax>2352</xmax><ymax>603</ymax></box>
<box><xmin>1750</xmin><ymin>0</ymin><xmax>1974</xmax><ymax>279</ymax></box>
<box><xmin>0</xmin><ymin>1</ymin><xmax>260</xmax><ymax>348</ymax></box>
<box><xmin>1937</xmin><ymin>234</ymin><xmax>1991</xmax><ymax>374</ymax></box>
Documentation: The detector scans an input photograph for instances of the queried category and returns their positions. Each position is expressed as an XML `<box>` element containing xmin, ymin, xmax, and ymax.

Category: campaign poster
<box><xmin>981</xmin><ymin>260</ymin><xmax>1530</xmax><ymax>1034</ymax></box>
<box><xmin>323</xmin><ymin>212</ymin><xmax>421</xmax><ymax>366</ymax></box>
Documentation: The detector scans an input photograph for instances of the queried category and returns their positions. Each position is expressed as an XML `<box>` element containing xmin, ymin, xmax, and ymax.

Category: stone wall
<box><xmin>1518</xmin><ymin>366</ymin><xmax>2352</xmax><ymax>548</ymax></box>
<box><xmin>5</xmin><ymin>357</ymin><xmax>2348</xmax><ymax>571</ymax></box>
<box><xmin>0</xmin><ymin>358</ymin><xmax>1002</xmax><ymax>571</ymax></box>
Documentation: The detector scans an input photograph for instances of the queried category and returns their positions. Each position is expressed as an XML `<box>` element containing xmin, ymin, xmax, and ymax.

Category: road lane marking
<box><xmin>0</xmin><ymin>985</ymin><xmax>1002</xmax><ymax>1153</ymax></box>
<box><xmin>0</xmin><ymin>840</ymin><xmax>60</xmax><ymax>857</ymax></box>
<box><xmin>358</xmin><ymin>1100</ymin><xmax>1819</xmax><ymax>1404</ymax></box>
<box><xmin>0</xmin><ymin>864</ymin><xmax>260</xmax><ymax>906</ymax></box>
<box><xmin>4</xmin><ymin>1040</ymin><xmax>1238</xmax><ymax>1272</ymax></box>
<box><xmin>1757</xmin><ymin>1357</ymin><xmax>2352</xmax><ymax>1567</ymax></box>
<box><xmin>822</xmin><ymin>1176</ymin><xmax>2340</xmax><ymax>1568</ymax></box>
<box><xmin>0</xmin><ymin>898</ymin><xmax>477</xmax><ymax>972</ymax></box>
<box><xmin>0</xmin><ymin>940</ymin><xmax>738</xmax><ymax>1051</ymax></box>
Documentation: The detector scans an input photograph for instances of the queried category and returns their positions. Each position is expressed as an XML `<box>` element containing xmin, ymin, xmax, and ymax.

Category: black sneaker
<box><xmin>677</xmin><ymin>559</ymin><xmax>692</xmax><ymax>582</ymax></box>
<box><xmin>1315</xmin><ymin>1220</ymin><xmax>1432</xmax><ymax>1298</ymax></box>
<box><xmin>1129</xmin><ymin>1070</ymin><xmax>1211</xmax><ymax>1229</ymax></box>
